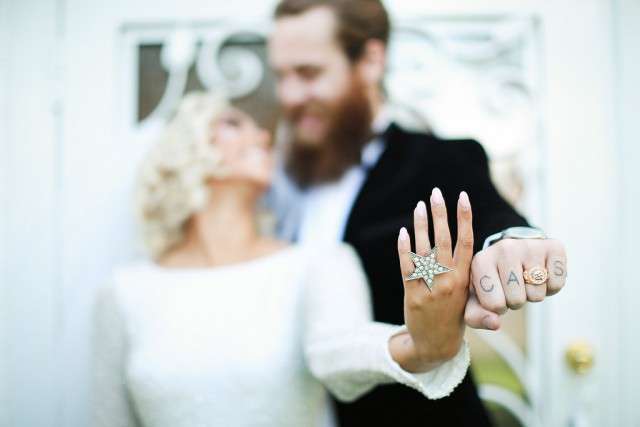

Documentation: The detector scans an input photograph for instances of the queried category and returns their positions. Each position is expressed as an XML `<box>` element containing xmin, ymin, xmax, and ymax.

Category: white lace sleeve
<box><xmin>303</xmin><ymin>243</ymin><xmax>470</xmax><ymax>402</ymax></box>
<box><xmin>91</xmin><ymin>284</ymin><xmax>142</xmax><ymax>427</ymax></box>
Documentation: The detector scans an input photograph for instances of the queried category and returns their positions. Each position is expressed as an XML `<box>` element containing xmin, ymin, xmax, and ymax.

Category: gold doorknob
<box><xmin>565</xmin><ymin>340</ymin><xmax>594</xmax><ymax>375</ymax></box>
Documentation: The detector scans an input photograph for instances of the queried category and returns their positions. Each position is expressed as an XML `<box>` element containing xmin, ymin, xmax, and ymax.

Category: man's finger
<box><xmin>414</xmin><ymin>201</ymin><xmax>431</xmax><ymax>255</ymax></box>
<box><xmin>471</xmin><ymin>251</ymin><xmax>508</xmax><ymax>315</ymax></box>
<box><xmin>464</xmin><ymin>287</ymin><xmax>501</xmax><ymax>330</ymax></box>
<box><xmin>545</xmin><ymin>239</ymin><xmax>567</xmax><ymax>296</ymax></box>
<box><xmin>453</xmin><ymin>191</ymin><xmax>473</xmax><ymax>268</ymax></box>
<box><xmin>497</xmin><ymin>256</ymin><xmax>526</xmax><ymax>310</ymax></box>
<box><xmin>523</xmin><ymin>242</ymin><xmax>548</xmax><ymax>302</ymax></box>
<box><xmin>430</xmin><ymin>187</ymin><xmax>452</xmax><ymax>257</ymax></box>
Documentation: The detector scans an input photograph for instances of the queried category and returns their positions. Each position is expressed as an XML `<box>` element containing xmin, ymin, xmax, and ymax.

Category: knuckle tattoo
<box><xmin>507</xmin><ymin>271</ymin><xmax>520</xmax><ymax>286</ymax></box>
<box><xmin>552</xmin><ymin>259</ymin><xmax>566</xmax><ymax>278</ymax></box>
<box><xmin>479</xmin><ymin>275</ymin><xmax>495</xmax><ymax>293</ymax></box>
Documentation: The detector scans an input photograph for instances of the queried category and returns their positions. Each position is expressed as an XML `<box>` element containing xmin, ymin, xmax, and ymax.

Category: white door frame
<box><xmin>0</xmin><ymin>1</ymin><xmax>9</xmax><ymax>423</ymax></box>
<box><xmin>612</xmin><ymin>0</ymin><xmax>640</xmax><ymax>425</ymax></box>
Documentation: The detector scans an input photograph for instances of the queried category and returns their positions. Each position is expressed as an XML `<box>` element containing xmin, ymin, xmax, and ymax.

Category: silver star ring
<box><xmin>406</xmin><ymin>246</ymin><xmax>454</xmax><ymax>291</ymax></box>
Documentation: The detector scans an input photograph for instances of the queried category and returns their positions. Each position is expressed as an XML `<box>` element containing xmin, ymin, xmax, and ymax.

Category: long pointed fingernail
<box><xmin>416</xmin><ymin>201</ymin><xmax>427</xmax><ymax>217</ymax></box>
<box><xmin>431</xmin><ymin>187</ymin><xmax>444</xmax><ymax>205</ymax></box>
<box><xmin>459</xmin><ymin>191</ymin><xmax>470</xmax><ymax>210</ymax></box>
<box><xmin>399</xmin><ymin>227</ymin><xmax>409</xmax><ymax>241</ymax></box>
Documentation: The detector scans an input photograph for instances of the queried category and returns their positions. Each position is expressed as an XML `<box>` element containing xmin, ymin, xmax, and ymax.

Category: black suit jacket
<box><xmin>335</xmin><ymin>123</ymin><xmax>529</xmax><ymax>427</ymax></box>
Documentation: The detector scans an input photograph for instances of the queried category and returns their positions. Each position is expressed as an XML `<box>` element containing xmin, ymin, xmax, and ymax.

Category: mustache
<box><xmin>283</xmin><ymin>103</ymin><xmax>329</xmax><ymax>124</ymax></box>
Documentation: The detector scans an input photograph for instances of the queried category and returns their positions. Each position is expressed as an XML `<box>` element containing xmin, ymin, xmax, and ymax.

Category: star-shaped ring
<box><xmin>406</xmin><ymin>246</ymin><xmax>454</xmax><ymax>291</ymax></box>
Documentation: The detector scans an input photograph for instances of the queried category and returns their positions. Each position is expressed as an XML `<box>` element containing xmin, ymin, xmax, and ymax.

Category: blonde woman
<box><xmin>92</xmin><ymin>92</ymin><xmax>476</xmax><ymax>427</ymax></box>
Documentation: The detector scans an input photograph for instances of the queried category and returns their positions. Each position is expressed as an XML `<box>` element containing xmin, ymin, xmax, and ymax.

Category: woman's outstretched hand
<box><xmin>389</xmin><ymin>188</ymin><xmax>474</xmax><ymax>373</ymax></box>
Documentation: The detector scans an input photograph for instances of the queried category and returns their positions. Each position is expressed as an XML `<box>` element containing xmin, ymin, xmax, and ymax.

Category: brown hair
<box><xmin>273</xmin><ymin>0</ymin><xmax>390</xmax><ymax>62</ymax></box>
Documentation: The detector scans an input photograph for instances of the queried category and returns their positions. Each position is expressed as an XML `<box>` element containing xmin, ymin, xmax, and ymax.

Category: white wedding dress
<box><xmin>92</xmin><ymin>243</ymin><xmax>469</xmax><ymax>427</ymax></box>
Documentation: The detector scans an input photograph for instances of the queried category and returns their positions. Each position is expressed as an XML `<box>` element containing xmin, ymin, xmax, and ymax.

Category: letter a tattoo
<box><xmin>508</xmin><ymin>271</ymin><xmax>520</xmax><ymax>286</ymax></box>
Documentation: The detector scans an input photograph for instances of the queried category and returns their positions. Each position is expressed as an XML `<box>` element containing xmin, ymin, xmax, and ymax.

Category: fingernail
<box><xmin>416</xmin><ymin>201</ymin><xmax>427</xmax><ymax>217</ymax></box>
<box><xmin>459</xmin><ymin>191</ymin><xmax>470</xmax><ymax>210</ymax></box>
<box><xmin>482</xmin><ymin>315</ymin><xmax>498</xmax><ymax>330</ymax></box>
<box><xmin>431</xmin><ymin>187</ymin><xmax>444</xmax><ymax>205</ymax></box>
<box><xmin>399</xmin><ymin>227</ymin><xmax>409</xmax><ymax>241</ymax></box>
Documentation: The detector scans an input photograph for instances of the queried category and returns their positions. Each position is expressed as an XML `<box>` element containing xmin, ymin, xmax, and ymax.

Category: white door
<box><xmin>2</xmin><ymin>0</ymin><xmax>636</xmax><ymax>426</ymax></box>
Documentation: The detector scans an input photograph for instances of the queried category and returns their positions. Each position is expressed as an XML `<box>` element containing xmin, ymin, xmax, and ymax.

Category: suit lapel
<box><xmin>344</xmin><ymin>123</ymin><xmax>438</xmax><ymax>243</ymax></box>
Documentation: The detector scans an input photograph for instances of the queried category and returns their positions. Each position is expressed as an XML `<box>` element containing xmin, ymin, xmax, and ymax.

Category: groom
<box><xmin>267</xmin><ymin>0</ymin><xmax>567</xmax><ymax>426</ymax></box>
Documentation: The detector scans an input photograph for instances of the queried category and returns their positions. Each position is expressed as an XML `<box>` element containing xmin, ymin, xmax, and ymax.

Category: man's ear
<box><xmin>355</xmin><ymin>39</ymin><xmax>386</xmax><ymax>88</ymax></box>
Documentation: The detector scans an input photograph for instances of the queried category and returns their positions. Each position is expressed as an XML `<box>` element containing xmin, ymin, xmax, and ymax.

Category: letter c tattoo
<box><xmin>479</xmin><ymin>275</ymin><xmax>495</xmax><ymax>292</ymax></box>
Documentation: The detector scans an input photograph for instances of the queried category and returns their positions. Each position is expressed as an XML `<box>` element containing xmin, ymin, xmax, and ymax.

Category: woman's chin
<box><xmin>254</xmin><ymin>177</ymin><xmax>273</xmax><ymax>192</ymax></box>
<box><xmin>241</xmin><ymin>175</ymin><xmax>274</xmax><ymax>194</ymax></box>
<box><xmin>245</xmin><ymin>169</ymin><xmax>274</xmax><ymax>191</ymax></box>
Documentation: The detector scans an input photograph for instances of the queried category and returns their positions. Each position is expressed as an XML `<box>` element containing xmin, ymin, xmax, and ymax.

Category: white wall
<box><xmin>1</xmin><ymin>0</ymin><xmax>61</xmax><ymax>425</ymax></box>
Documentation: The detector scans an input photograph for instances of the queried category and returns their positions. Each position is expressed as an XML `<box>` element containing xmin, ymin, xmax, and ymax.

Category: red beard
<box><xmin>283</xmin><ymin>74</ymin><xmax>374</xmax><ymax>188</ymax></box>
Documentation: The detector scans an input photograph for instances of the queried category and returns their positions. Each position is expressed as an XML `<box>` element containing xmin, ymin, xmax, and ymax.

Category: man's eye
<box><xmin>298</xmin><ymin>66</ymin><xmax>321</xmax><ymax>80</ymax></box>
<box><xmin>222</xmin><ymin>118</ymin><xmax>241</xmax><ymax>127</ymax></box>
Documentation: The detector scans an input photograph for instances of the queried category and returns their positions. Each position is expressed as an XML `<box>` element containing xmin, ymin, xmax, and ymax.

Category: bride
<box><xmin>92</xmin><ymin>92</ymin><xmax>476</xmax><ymax>427</ymax></box>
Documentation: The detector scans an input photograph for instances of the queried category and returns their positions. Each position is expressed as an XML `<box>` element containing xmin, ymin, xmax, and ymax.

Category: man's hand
<box><xmin>389</xmin><ymin>188</ymin><xmax>474</xmax><ymax>373</ymax></box>
<box><xmin>464</xmin><ymin>238</ymin><xmax>568</xmax><ymax>330</ymax></box>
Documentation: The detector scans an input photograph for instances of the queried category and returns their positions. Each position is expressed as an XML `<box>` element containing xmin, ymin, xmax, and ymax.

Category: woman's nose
<box><xmin>258</xmin><ymin>129</ymin><xmax>271</xmax><ymax>147</ymax></box>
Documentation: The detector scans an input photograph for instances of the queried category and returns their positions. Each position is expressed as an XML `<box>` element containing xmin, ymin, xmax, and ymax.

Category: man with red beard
<box><xmin>268</xmin><ymin>1</ymin><xmax>567</xmax><ymax>426</ymax></box>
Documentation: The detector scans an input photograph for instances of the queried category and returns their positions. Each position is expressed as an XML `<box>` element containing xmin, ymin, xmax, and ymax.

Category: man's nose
<box><xmin>278</xmin><ymin>77</ymin><xmax>311</xmax><ymax>110</ymax></box>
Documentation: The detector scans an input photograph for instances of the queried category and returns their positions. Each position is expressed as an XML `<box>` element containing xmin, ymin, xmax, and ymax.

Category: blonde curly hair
<box><xmin>135</xmin><ymin>92</ymin><xmax>230</xmax><ymax>259</ymax></box>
